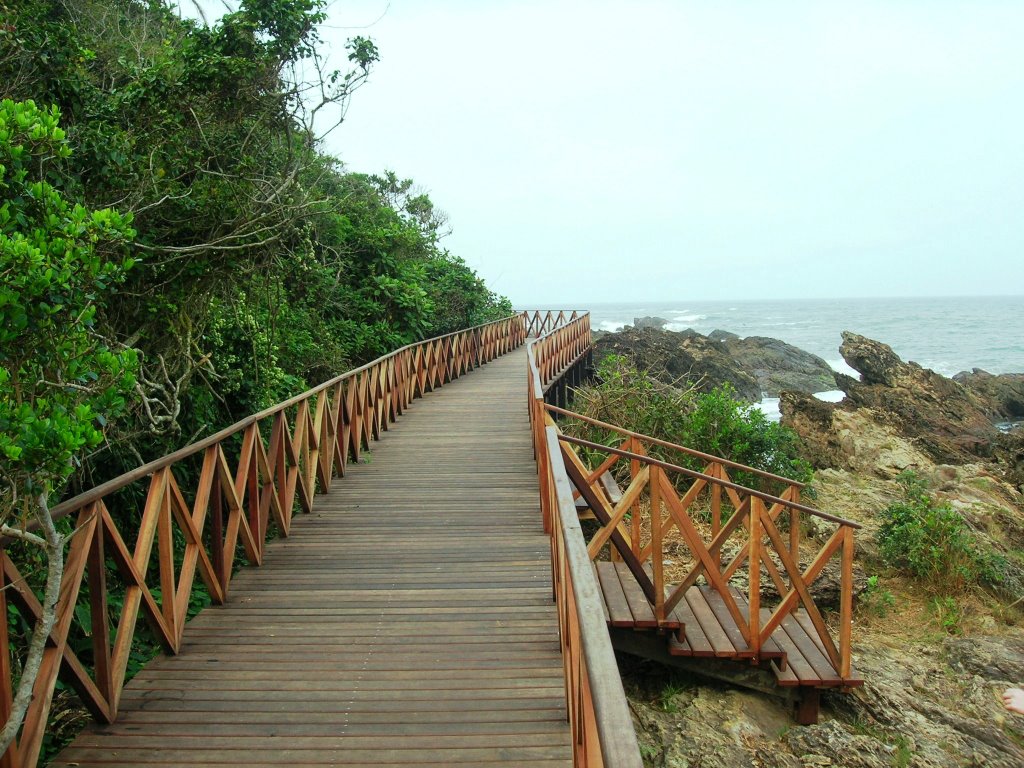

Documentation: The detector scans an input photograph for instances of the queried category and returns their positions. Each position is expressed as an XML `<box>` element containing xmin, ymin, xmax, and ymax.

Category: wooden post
<box><xmin>651</xmin><ymin>466</ymin><xmax>664</xmax><ymax>623</ymax></box>
<box><xmin>711</xmin><ymin>463</ymin><xmax>722</xmax><ymax>568</ymax></box>
<box><xmin>0</xmin><ymin>553</ymin><xmax>17</xmax><ymax>768</ymax></box>
<box><xmin>789</xmin><ymin>486</ymin><xmax>801</xmax><ymax>564</ymax></box>
<box><xmin>840</xmin><ymin>526</ymin><xmax>854</xmax><ymax>678</ymax></box>
<box><xmin>749</xmin><ymin>497</ymin><xmax>762</xmax><ymax>656</ymax></box>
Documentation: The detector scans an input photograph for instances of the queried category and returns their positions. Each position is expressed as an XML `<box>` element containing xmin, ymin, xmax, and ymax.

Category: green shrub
<box><xmin>877</xmin><ymin>472</ymin><xmax>1002</xmax><ymax>595</ymax></box>
<box><xmin>859</xmin><ymin>575</ymin><xmax>896</xmax><ymax>618</ymax></box>
<box><xmin>565</xmin><ymin>355</ymin><xmax>811</xmax><ymax>491</ymax></box>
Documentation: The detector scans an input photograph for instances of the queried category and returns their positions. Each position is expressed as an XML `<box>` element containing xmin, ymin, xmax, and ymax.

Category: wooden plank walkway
<box><xmin>593</xmin><ymin>561</ymin><xmax>863</xmax><ymax>689</ymax></box>
<box><xmin>52</xmin><ymin>348</ymin><xmax>573</xmax><ymax>768</ymax></box>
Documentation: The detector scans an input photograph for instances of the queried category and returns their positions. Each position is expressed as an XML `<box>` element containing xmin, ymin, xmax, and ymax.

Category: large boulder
<box><xmin>632</xmin><ymin>315</ymin><xmax>669</xmax><ymax>330</ymax></box>
<box><xmin>721</xmin><ymin>335</ymin><xmax>837</xmax><ymax>396</ymax></box>
<box><xmin>953</xmin><ymin>369</ymin><xmax>1024</xmax><ymax>420</ymax></box>
<box><xmin>834</xmin><ymin>332</ymin><xmax>999</xmax><ymax>463</ymax></box>
<box><xmin>594</xmin><ymin>327</ymin><xmax>762</xmax><ymax>401</ymax></box>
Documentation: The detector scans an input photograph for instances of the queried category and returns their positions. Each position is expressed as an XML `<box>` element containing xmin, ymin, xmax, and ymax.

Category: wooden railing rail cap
<box><xmin>48</xmin><ymin>313</ymin><xmax>523</xmax><ymax>522</ymax></box>
<box><xmin>544</xmin><ymin>403</ymin><xmax>807</xmax><ymax>489</ymax></box>
<box><xmin>557</xmin><ymin>432</ymin><xmax>861</xmax><ymax>529</ymax></box>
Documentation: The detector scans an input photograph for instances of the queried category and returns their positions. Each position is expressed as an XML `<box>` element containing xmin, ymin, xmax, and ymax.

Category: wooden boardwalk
<box><xmin>52</xmin><ymin>349</ymin><xmax>573</xmax><ymax>768</ymax></box>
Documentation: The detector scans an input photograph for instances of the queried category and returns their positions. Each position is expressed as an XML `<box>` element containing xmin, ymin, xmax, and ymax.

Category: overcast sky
<box><xmin>197</xmin><ymin>1</ymin><xmax>1024</xmax><ymax>305</ymax></box>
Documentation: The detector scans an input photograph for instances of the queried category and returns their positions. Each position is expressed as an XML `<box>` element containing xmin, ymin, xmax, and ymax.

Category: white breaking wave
<box><xmin>828</xmin><ymin>358</ymin><xmax>861</xmax><ymax>379</ymax></box>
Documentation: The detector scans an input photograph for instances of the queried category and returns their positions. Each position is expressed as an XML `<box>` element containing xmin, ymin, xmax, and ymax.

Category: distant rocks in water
<box><xmin>707</xmin><ymin>329</ymin><xmax>739</xmax><ymax>343</ymax></box>
<box><xmin>592</xmin><ymin>326</ymin><xmax>836</xmax><ymax>400</ymax></box>
<box><xmin>593</xmin><ymin>327</ymin><xmax>762</xmax><ymax>401</ymax></box>
<box><xmin>953</xmin><ymin>368</ymin><xmax>1024</xmax><ymax>420</ymax></box>
<box><xmin>632</xmin><ymin>315</ymin><xmax>669</xmax><ymax>330</ymax></box>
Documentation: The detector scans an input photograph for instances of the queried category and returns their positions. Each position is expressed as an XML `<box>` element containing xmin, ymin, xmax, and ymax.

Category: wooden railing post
<box><xmin>0</xmin><ymin>554</ymin><xmax>17</xmax><ymax>768</ymax></box>
<box><xmin>711</xmin><ymin>462</ymin><xmax>722</xmax><ymax>568</ymax></box>
<box><xmin>749</xmin><ymin>496</ymin><xmax>762</xmax><ymax>656</ymax></box>
<box><xmin>650</xmin><ymin>466</ymin><xmax>664</xmax><ymax>623</ymax></box>
<box><xmin>788</xmin><ymin>485</ymin><xmax>801</xmax><ymax>563</ymax></box>
<box><xmin>840</xmin><ymin>526</ymin><xmax>854</xmax><ymax>678</ymax></box>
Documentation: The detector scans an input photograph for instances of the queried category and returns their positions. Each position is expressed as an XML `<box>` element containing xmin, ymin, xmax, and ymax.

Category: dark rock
<box><xmin>722</xmin><ymin>335</ymin><xmax>837</xmax><ymax>396</ymax></box>
<box><xmin>993</xmin><ymin>429</ymin><xmax>1024</xmax><ymax>492</ymax></box>
<box><xmin>632</xmin><ymin>315</ymin><xmax>668</xmax><ymax>330</ymax></box>
<box><xmin>944</xmin><ymin>635</ymin><xmax>1024</xmax><ymax>683</ymax></box>
<box><xmin>835</xmin><ymin>332</ymin><xmax>998</xmax><ymax>463</ymax></box>
<box><xmin>708</xmin><ymin>329</ymin><xmax>740</xmax><ymax>343</ymax></box>
<box><xmin>778</xmin><ymin>391</ymin><xmax>846</xmax><ymax>469</ymax></box>
<box><xmin>786</xmin><ymin>721</ymin><xmax>894</xmax><ymax>768</ymax></box>
<box><xmin>953</xmin><ymin>368</ymin><xmax>1024</xmax><ymax>419</ymax></box>
<box><xmin>593</xmin><ymin>327</ymin><xmax>762</xmax><ymax>401</ymax></box>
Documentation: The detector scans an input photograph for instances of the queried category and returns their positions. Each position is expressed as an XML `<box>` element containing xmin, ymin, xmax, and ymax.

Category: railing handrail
<box><xmin>49</xmin><ymin>314</ymin><xmax>522</xmax><ymax>522</ymax></box>
<box><xmin>545</xmin><ymin>402</ymin><xmax>807</xmax><ymax>489</ymax></box>
<box><xmin>555</xmin><ymin>432</ymin><xmax>860</xmax><ymax>529</ymax></box>
<box><xmin>524</xmin><ymin>311</ymin><xmax>644</xmax><ymax>767</ymax></box>
<box><xmin>545</xmin><ymin>426</ymin><xmax>644</xmax><ymax>768</ymax></box>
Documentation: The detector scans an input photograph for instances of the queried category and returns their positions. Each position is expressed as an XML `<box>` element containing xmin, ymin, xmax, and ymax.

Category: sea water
<box><xmin>582</xmin><ymin>296</ymin><xmax>1024</xmax><ymax>422</ymax></box>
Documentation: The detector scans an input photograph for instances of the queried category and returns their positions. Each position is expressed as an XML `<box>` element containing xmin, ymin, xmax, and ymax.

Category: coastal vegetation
<box><xmin>0</xmin><ymin>0</ymin><xmax>510</xmax><ymax>756</ymax></box>
<box><xmin>563</xmin><ymin>353</ymin><xmax>812</xmax><ymax>490</ymax></box>
<box><xmin>878</xmin><ymin>470</ymin><xmax>1008</xmax><ymax>596</ymax></box>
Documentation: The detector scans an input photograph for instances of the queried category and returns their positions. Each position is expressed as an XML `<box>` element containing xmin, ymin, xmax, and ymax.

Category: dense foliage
<box><xmin>877</xmin><ymin>471</ymin><xmax>1007</xmax><ymax>595</ymax></box>
<box><xmin>565</xmin><ymin>354</ymin><xmax>812</xmax><ymax>491</ymax></box>
<box><xmin>0</xmin><ymin>98</ymin><xmax>137</xmax><ymax>509</ymax></box>
<box><xmin>0</xmin><ymin>0</ymin><xmax>511</xmax><ymax>502</ymax></box>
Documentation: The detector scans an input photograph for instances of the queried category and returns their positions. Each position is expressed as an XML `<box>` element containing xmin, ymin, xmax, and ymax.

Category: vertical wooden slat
<box><xmin>0</xmin><ymin>553</ymin><xmax>18</xmax><ymax>768</ymax></box>
<box><xmin>86</xmin><ymin>508</ymin><xmax>113</xmax><ymax>713</ymax></box>
<box><xmin>711</xmin><ymin>461</ymin><xmax>722</xmax><ymax>538</ymax></box>
<box><xmin>790</xmin><ymin>486</ymin><xmax>801</xmax><ymax>563</ymax></box>
<box><xmin>650</xmin><ymin>466</ymin><xmax>664</xmax><ymax>623</ymax></box>
<box><xmin>840</xmin><ymin>526</ymin><xmax>854</xmax><ymax>678</ymax></box>
<box><xmin>629</xmin><ymin>439</ymin><xmax>641</xmax><ymax>560</ymax></box>
<box><xmin>749</xmin><ymin>497</ymin><xmax>762</xmax><ymax>655</ymax></box>
<box><xmin>157</xmin><ymin>475</ymin><xmax>178</xmax><ymax>644</ymax></box>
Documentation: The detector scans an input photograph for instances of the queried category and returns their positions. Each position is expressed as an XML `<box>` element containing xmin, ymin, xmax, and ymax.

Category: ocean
<box><xmin>583</xmin><ymin>296</ymin><xmax>1024</xmax><ymax>423</ymax></box>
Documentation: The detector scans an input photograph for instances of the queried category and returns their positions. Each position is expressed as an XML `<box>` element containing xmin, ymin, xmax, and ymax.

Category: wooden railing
<box><xmin>551</xmin><ymin>409</ymin><xmax>860</xmax><ymax>682</ymax></box>
<box><xmin>519</xmin><ymin>309</ymin><xmax>588</xmax><ymax>338</ymax></box>
<box><xmin>526</xmin><ymin>312</ymin><xmax>644</xmax><ymax>768</ymax></box>
<box><xmin>0</xmin><ymin>315</ymin><xmax>525</xmax><ymax>768</ymax></box>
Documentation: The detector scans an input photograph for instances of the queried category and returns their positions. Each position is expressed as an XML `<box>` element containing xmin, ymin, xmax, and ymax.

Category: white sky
<box><xmin>193</xmin><ymin>1</ymin><xmax>1024</xmax><ymax>305</ymax></box>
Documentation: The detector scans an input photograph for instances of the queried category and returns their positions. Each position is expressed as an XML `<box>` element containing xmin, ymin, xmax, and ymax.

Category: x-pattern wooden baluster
<box><xmin>585</xmin><ymin>466</ymin><xmax>649</xmax><ymax>560</ymax></box>
<box><xmin>757</xmin><ymin>521</ymin><xmax>847</xmax><ymax>668</ymax></box>
<box><xmin>558</xmin><ymin>441</ymin><xmax>656</xmax><ymax>603</ymax></box>
<box><xmin>655</xmin><ymin>471</ymin><xmax>750</xmax><ymax>638</ymax></box>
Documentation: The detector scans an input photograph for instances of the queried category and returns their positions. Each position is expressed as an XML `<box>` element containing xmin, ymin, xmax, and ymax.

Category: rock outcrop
<box><xmin>954</xmin><ymin>369</ymin><xmax>1024</xmax><ymax>420</ymax></box>
<box><xmin>785</xmin><ymin>332</ymin><xmax>1000</xmax><ymax>465</ymax></box>
<box><xmin>721</xmin><ymin>335</ymin><xmax>836</xmax><ymax>397</ymax></box>
<box><xmin>594</xmin><ymin>327</ymin><xmax>762</xmax><ymax>401</ymax></box>
<box><xmin>593</xmin><ymin>327</ymin><xmax>839</xmax><ymax>401</ymax></box>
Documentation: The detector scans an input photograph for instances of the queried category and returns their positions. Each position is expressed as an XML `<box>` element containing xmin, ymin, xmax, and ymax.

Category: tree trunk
<box><xmin>0</xmin><ymin>492</ymin><xmax>65</xmax><ymax>755</ymax></box>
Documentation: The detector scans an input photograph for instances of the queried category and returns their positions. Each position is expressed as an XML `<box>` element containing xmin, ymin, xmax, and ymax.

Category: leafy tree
<box><xmin>0</xmin><ymin>98</ymin><xmax>137</xmax><ymax>751</ymax></box>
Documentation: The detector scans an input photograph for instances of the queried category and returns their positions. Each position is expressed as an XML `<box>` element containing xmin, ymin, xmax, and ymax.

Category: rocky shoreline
<box><xmin>594</xmin><ymin>321</ymin><xmax>1024</xmax><ymax>767</ymax></box>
